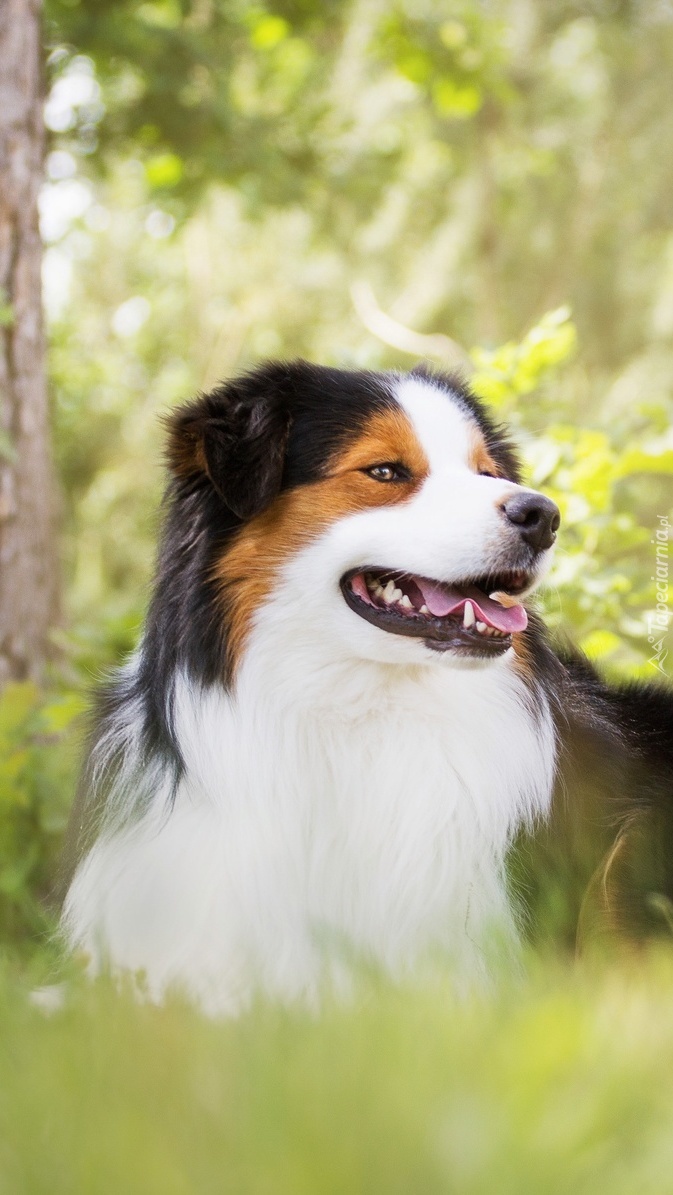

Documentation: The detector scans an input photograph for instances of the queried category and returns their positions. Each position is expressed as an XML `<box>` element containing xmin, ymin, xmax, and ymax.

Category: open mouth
<box><xmin>340</xmin><ymin>567</ymin><xmax>531</xmax><ymax>656</ymax></box>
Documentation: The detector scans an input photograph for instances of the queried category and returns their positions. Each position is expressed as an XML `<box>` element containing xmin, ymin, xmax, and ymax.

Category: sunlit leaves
<box><xmin>579</xmin><ymin>628</ymin><xmax>623</xmax><ymax>661</ymax></box>
<box><xmin>144</xmin><ymin>150</ymin><xmax>184</xmax><ymax>189</ymax></box>
<box><xmin>136</xmin><ymin>0</ymin><xmax>182</xmax><ymax>29</ymax></box>
<box><xmin>432</xmin><ymin>78</ymin><xmax>481</xmax><ymax>118</ymax></box>
<box><xmin>471</xmin><ymin>308</ymin><xmax>577</xmax><ymax>408</ymax></box>
<box><xmin>249</xmin><ymin>14</ymin><xmax>290</xmax><ymax>51</ymax></box>
<box><xmin>615</xmin><ymin>447</ymin><xmax>673</xmax><ymax>479</ymax></box>
<box><xmin>376</xmin><ymin>3</ymin><xmax>513</xmax><ymax>122</ymax></box>
<box><xmin>45</xmin><ymin>0</ymin><xmax>335</xmax><ymax>207</ymax></box>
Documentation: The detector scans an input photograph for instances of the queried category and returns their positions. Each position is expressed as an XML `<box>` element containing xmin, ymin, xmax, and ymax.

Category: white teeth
<box><xmin>400</xmin><ymin>594</ymin><xmax>412</xmax><ymax>609</ymax></box>
<box><xmin>476</xmin><ymin>621</ymin><xmax>487</xmax><ymax>634</ymax></box>
<box><xmin>391</xmin><ymin>587</ymin><xmax>403</xmax><ymax>603</ymax></box>
<box><xmin>463</xmin><ymin>601</ymin><xmax>475</xmax><ymax>628</ymax></box>
<box><xmin>382</xmin><ymin>580</ymin><xmax>396</xmax><ymax>604</ymax></box>
<box><xmin>420</xmin><ymin>604</ymin><xmax>429</xmax><ymax>615</ymax></box>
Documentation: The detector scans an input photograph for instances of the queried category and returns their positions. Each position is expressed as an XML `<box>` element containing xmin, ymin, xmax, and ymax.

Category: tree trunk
<box><xmin>0</xmin><ymin>0</ymin><xmax>56</xmax><ymax>688</ymax></box>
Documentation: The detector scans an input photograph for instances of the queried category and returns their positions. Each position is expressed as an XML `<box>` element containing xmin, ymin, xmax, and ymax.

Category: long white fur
<box><xmin>62</xmin><ymin>377</ymin><xmax>557</xmax><ymax>1015</ymax></box>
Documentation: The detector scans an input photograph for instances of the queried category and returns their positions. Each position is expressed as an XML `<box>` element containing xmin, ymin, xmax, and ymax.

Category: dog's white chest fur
<box><xmin>64</xmin><ymin>636</ymin><xmax>555</xmax><ymax>1014</ymax></box>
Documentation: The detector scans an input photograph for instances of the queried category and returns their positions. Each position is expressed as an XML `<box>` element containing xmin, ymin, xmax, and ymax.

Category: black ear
<box><xmin>166</xmin><ymin>364</ymin><xmax>294</xmax><ymax>520</ymax></box>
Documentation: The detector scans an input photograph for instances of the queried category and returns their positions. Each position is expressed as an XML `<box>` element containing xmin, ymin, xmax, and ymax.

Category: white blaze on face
<box><xmin>394</xmin><ymin>376</ymin><xmax>475</xmax><ymax>475</ymax></box>
<box><xmin>391</xmin><ymin>377</ymin><xmax>517</xmax><ymax>575</ymax></box>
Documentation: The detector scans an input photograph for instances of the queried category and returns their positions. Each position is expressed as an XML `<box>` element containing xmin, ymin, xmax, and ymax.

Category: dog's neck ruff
<box><xmin>64</xmin><ymin>579</ymin><xmax>555</xmax><ymax>1015</ymax></box>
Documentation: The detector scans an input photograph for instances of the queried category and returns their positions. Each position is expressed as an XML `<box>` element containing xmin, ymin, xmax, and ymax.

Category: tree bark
<box><xmin>0</xmin><ymin>0</ymin><xmax>56</xmax><ymax>688</ymax></box>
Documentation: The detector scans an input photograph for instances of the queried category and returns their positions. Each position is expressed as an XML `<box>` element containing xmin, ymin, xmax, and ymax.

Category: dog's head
<box><xmin>167</xmin><ymin>361</ymin><xmax>559</xmax><ymax>673</ymax></box>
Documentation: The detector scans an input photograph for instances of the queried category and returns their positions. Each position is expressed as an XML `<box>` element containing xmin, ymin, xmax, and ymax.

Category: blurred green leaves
<box><xmin>0</xmin><ymin>684</ymin><xmax>83</xmax><ymax>942</ymax></box>
<box><xmin>249</xmin><ymin>14</ymin><xmax>291</xmax><ymax>51</ymax></box>
<box><xmin>472</xmin><ymin>307</ymin><xmax>578</xmax><ymax>407</ymax></box>
<box><xmin>44</xmin><ymin>0</ymin><xmax>334</xmax><ymax>208</ymax></box>
<box><xmin>377</xmin><ymin>4</ymin><xmax>513</xmax><ymax>120</ymax></box>
<box><xmin>144</xmin><ymin>150</ymin><xmax>183</xmax><ymax>189</ymax></box>
<box><xmin>471</xmin><ymin>305</ymin><xmax>672</xmax><ymax>673</ymax></box>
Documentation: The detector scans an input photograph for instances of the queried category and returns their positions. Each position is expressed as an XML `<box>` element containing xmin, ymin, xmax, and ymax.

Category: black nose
<box><xmin>502</xmin><ymin>491</ymin><xmax>560</xmax><ymax>553</ymax></box>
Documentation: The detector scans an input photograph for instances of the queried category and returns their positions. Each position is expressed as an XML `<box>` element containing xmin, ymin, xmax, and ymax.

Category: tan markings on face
<box><xmin>214</xmin><ymin>407</ymin><xmax>429</xmax><ymax>671</ymax></box>
<box><xmin>467</xmin><ymin>424</ymin><xmax>501</xmax><ymax>478</ymax></box>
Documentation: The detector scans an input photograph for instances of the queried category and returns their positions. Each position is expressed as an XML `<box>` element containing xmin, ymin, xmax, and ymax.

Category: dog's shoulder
<box><xmin>514</xmin><ymin>639</ymin><xmax>673</xmax><ymax>950</ymax></box>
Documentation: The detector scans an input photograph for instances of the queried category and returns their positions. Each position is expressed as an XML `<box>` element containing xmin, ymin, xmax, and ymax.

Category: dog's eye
<box><xmin>364</xmin><ymin>463</ymin><xmax>404</xmax><ymax>483</ymax></box>
<box><xmin>479</xmin><ymin>469</ymin><xmax>498</xmax><ymax>479</ymax></box>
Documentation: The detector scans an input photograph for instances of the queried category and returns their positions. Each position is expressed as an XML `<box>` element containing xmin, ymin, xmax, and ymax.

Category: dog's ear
<box><xmin>166</xmin><ymin>365</ymin><xmax>293</xmax><ymax>520</ymax></box>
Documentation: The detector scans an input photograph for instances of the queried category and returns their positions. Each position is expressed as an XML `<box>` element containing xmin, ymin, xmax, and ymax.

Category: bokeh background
<box><xmin>2</xmin><ymin>3</ymin><xmax>673</xmax><ymax>1190</ymax></box>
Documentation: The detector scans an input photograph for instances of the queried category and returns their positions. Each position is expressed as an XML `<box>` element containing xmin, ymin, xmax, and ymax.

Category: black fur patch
<box><xmin>167</xmin><ymin>361</ymin><xmax>295</xmax><ymax>520</ymax></box>
<box><xmin>130</xmin><ymin>362</ymin><xmax>399</xmax><ymax>788</ymax></box>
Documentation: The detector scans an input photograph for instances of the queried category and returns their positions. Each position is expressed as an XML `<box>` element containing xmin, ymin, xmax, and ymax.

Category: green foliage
<box><xmin>0</xmin><ymin>684</ymin><xmax>83</xmax><ymax>944</ymax></box>
<box><xmin>377</xmin><ymin>3</ymin><xmax>513</xmax><ymax>118</ymax></box>
<box><xmin>4</xmin><ymin>955</ymin><xmax>673</xmax><ymax>1191</ymax></box>
<box><xmin>44</xmin><ymin>0</ymin><xmax>343</xmax><ymax>209</ymax></box>
<box><xmin>42</xmin><ymin>1</ymin><xmax>673</xmax><ymax>366</ymax></box>
<box><xmin>471</xmin><ymin>307</ymin><xmax>578</xmax><ymax>407</ymax></box>
<box><xmin>471</xmin><ymin>306</ymin><xmax>673</xmax><ymax>673</ymax></box>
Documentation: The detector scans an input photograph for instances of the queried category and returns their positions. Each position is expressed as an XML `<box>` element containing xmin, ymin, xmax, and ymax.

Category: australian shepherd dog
<box><xmin>61</xmin><ymin>362</ymin><xmax>673</xmax><ymax>1013</ymax></box>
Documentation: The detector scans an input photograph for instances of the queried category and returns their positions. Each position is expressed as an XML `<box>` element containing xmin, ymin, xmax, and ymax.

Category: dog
<box><xmin>61</xmin><ymin>362</ymin><xmax>673</xmax><ymax>1013</ymax></box>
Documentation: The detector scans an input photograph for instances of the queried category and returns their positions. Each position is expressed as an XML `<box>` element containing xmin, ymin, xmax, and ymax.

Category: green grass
<box><xmin>2</xmin><ymin>951</ymin><xmax>673</xmax><ymax>1193</ymax></box>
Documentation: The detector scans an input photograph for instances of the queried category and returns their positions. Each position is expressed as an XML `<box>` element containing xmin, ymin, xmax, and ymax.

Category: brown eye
<box><xmin>364</xmin><ymin>463</ymin><xmax>402</xmax><ymax>482</ymax></box>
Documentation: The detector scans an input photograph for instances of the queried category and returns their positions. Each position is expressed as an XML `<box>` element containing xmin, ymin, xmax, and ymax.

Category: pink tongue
<box><xmin>416</xmin><ymin>578</ymin><xmax>528</xmax><ymax>633</ymax></box>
